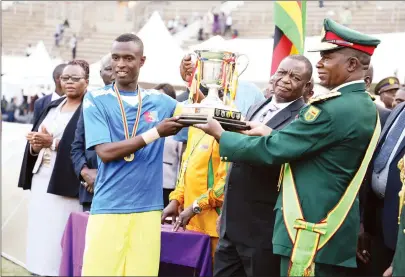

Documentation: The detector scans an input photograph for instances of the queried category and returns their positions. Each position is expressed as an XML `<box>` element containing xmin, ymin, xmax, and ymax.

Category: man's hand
<box><xmin>80</xmin><ymin>167</ymin><xmax>97</xmax><ymax>193</ymax></box>
<box><xmin>156</xmin><ymin>117</ymin><xmax>185</xmax><ymax>137</ymax></box>
<box><xmin>194</xmin><ymin>119</ymin><xmax>225</xmax><ymax>141</ymax></box>
<box><xmin>216</xmin><ymin>214</ymin><xmax>221</xmax><ymax>235</ymax></box>
<box><xmin>180</xmin><ymin>54</ymin><xmax>194</xmax><ymax>82</ymax></box>
<box><xmin>356</xmin><ymin>223</ymin><xmax>372</xmax><ymax>264</ymax></box>
<box><xmin>383</xmin><ymin>265</ymin><xmax>393</xmax><ymax>277</ymax></box>
<box><xmin>241</xmin><ymin>121</ymin><xmax>273</xmax><ymax>136</ymax></box>
<box><xmin>173</xmin><ymin>205</ymin><xmax>195</xmax><ymax>232</ymax></box>
<box><xmin>161</xmin><ymin>200</ymin><xmax>181</xmax><ymax>224</ymax></box>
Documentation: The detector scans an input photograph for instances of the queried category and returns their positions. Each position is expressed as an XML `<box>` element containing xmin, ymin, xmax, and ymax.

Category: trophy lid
<box><xmin>195</xmin><ymin>49</ymin><xmax>234</xmax><ymax>60</ymax></box>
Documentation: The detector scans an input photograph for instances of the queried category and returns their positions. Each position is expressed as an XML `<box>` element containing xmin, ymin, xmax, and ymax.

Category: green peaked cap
<box><xmin>309</xmin><ymin>18</ymin><xmax>381</xmax><ymax>55</ymax></box>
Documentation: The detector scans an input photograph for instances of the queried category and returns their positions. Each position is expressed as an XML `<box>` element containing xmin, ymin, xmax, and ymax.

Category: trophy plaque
<box><xmin>178</xmin><ymin>50</ymin><xmax>250</xmax><ymax>131</ymax></box>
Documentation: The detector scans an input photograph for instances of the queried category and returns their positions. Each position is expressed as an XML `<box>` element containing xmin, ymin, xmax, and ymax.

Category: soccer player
<box><xmin>81</xmin><ymin>33</ymin><xmax>185</xmax><ymax>276</ymax></box>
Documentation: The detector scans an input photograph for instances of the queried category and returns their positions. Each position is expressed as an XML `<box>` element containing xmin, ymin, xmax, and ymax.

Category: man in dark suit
<box><xmin>213</xmin><ymin>55</ymin><xmax>309</xmax><ymax>276</ymax></box>
<box><xmin>32</xmin><ymin>63</ymin><xmax>67</xmax><ymax>123</ymax></box>
<box><xmin>71</xmin><ymin>56</ymin><xmax>114</xmax><ymax>211</ymax></box>
<box><xmin>362</xmin><ymin>101</ymin><xmax>405</xmax><ymax>275</ymax></box>
<box><xmin>364</xmin><ymin>64</ymin><xmax>391</xmax><ymax>127</ymax></box>
<box><xmin>356</xmin><ymin>63</ymin><xmax>392</xmax><ymax>276</ymax></box>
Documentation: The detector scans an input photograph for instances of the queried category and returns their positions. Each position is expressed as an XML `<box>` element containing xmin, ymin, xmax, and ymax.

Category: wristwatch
<box><xmin>50</xmin><ymin>138</ymin><xmax>57</xmax><ymax>151</ymax></box>
<box><xmin>192</xmin><ymin>200</ymin><xmax>202</xmax><ymax>214</ymax></box>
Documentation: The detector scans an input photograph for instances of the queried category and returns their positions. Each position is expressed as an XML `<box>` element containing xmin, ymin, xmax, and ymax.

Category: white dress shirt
<box><xmin>252</xmin><ymin>97</ymin><xmax>302</xmax><ymax>123</ymax></box>
<box><xmin>51</xmin><ymin>92</ymin><xmax>61</xmax><ymax>101</ymax></box>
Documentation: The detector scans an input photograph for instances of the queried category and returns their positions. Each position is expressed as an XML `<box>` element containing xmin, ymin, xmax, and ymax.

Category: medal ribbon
<box><xmin>113</xmin><ymin>82</ymin><xmax>142</xmax><ymax>159</ymax></box>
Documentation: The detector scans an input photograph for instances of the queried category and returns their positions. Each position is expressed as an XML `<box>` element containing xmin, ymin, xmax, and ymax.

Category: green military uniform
<box><xmin>393</xmin><ymin>156</ymin><xmax>405</xmax><ymax>276</ymax></box>
<box><xmin>218</xmin><ymin>19</ymin><xmax>381</xmax><ymax>276</ymax></box>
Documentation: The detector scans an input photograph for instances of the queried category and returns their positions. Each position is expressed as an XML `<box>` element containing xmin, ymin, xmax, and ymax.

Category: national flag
<box><xmin>271</xmin><ymin>1</ymin><xmax>307</xmax><ymax>76</ymax></box>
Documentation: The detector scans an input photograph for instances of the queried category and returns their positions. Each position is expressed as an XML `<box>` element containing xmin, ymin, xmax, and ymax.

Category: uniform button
<box><xmin>403</xmin><ymin>229</ymin><xmax>405</xmax><ymax>234</ymax></box>
<box><xmin>224</xmin><ymin>157</ymin><xmax>228</xmax><ymax>161</ymax></box>
<box><xmin>281</xmin><ymin>207</ymin><xmax>283</xmax><ymax>211</ymax></box>
<box><xmin>220</xmin><ymin>157</ymin><xmax>223</xmax><ymax>161</ymax></box>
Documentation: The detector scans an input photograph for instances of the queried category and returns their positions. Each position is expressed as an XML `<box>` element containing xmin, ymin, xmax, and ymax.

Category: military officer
<box><xmin>375</xmin><ymin>76</ymin><xmax>401</xmax><ymax>110</ymax></box>
<box><xmin>196</xmin><ymin>18</ymin><xmax>381</xmax><ymax>276</ymax></box>
<box><xmin>384</xmin><ymin>155</ymin><xmax>405</xmax><ymax>277</ymax></box>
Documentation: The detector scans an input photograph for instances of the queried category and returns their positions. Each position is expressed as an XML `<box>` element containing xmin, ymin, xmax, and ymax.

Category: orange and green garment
<box><xmin>169</xmin><ymin>127</ymin><xmax>230</xmax><ymax>237</ymax></box>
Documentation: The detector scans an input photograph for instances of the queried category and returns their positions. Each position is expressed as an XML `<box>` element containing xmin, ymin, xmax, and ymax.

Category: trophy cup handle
<box><xmin>189</xmin><ymin>52</ymin><xmax>198</xmax><ymax>63</ymax></box>
<box><xmin>236</xmin><ymin>54</ymin><xmax>249</xmax><ymax>77</ymax></box>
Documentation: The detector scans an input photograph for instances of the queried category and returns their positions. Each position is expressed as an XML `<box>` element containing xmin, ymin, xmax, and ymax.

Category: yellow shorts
<box><xmin>81</xmin><ymin>211</ymin><xmax>161</xmax><ymax>276</ymax></box>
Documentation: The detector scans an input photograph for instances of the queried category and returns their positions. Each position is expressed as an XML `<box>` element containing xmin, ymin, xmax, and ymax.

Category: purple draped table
<box><xmin>59</xmin><ymin>212</ymin><xmax>213</xmax><ymax>277</ymax></box>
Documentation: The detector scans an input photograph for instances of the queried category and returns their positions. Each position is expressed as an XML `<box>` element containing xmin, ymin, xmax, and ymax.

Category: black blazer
<box><xmin>376</xmin><ymin>104</ymin><xmax>391</xmax><ymax>128</ymax></box>
<box><xmin>32</xmin><ymin>94</ymin><xmax>52</xmax><ymax>124</ymax></box>
<box><xmin>363</xmin><ymin>102</ymin><xmax>405</xmax><ymax>250</ymax></box>
<box><xmin>70</xmin><ymin>108</ymin><xmax>98</xmax><ymax>204</ymax></box>
<box><xmin>220</xmin><ymin>97</ymin><xmax>306</xmax><ymax>249</ymax></box>
<box><xmin>18</xmin><ymin>97</ymin><xmax>82</xmax><ymax>198</ymax></box>
<box><xmin>359</xmin><ymin>104</ymin><xmax>391</xmax><ymax>220</ymax></box>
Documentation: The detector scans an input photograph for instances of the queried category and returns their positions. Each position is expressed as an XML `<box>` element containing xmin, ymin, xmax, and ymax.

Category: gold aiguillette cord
<box><xmin>113</xmin><ymin>82</ymin><xmax>142</xmax><ymax>162</ymax></box>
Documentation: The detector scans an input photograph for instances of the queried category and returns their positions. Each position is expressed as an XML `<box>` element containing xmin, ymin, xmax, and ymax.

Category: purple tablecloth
<box><xmin>59</xmin><ymin>212</ymin><xmax>212</xmax><ymax>277</ymax></box>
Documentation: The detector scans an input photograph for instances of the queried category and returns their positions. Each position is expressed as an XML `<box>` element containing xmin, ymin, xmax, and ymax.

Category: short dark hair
<box><xmin>67</xmin><ymin>59</ymin><xmax>90</xmax><ymax>79</ymax></box>
<box><xmin>53</xmin><ymin>63</ymin><xmax>67</xmax><ymax>81</ymax></box>
<box><xmin>342</xmin><ymin>48</ymin><xmax>371</xmax><ymax>70</ymax></box>
<box><xmin>287</xmin><ymin>55</ymin><xmax>313</xmax><ymax>81</ymax></box>
<box><xmin>154</xmin><ymin>83</ymin><xmax>176</xmax><ymax>99</ymax></box>
<box><xmin>115</xmin><ymin>33</ymin><xmax>144</xmax><ymax>54</ymax></box>
<box><xmin>364</xmin><ymin>63</ymin><xmax>374</xmax><ymax>82</ymax></box>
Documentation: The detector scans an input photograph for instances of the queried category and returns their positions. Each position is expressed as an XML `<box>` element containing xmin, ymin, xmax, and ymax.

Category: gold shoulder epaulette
<box><xmin>308</xmin><ymin>91</ymin><xmax>341</xmax><ymax>105</ymax></box>
<box><xmin>366</xmin><ymin>91</ymin><xmax>376</xmax><ymax>101</ymax></box>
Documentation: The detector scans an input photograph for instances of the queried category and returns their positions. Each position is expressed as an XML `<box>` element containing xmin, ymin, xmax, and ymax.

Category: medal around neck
<box><xmin>178</xmin><ymin>49</ymin><xmax>251</xmax><ymax>131</ymax></box>
<box><xmin>113</xmin><ymin>83</ymin><xmax>142</xmax><ymax>162</ymax></box>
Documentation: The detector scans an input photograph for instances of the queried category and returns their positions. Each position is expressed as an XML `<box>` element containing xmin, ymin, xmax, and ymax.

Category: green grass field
<box><xmin>1</xmin><ymin>257</ymin><xmax>32</xmax><ymax>276</ymax></box>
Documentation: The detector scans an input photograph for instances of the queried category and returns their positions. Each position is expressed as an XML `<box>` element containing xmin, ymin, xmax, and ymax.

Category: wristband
<box><xmin>141</xmin><ymin>127</ymin><xmax>160</xmax><ymax>145</ymax></box>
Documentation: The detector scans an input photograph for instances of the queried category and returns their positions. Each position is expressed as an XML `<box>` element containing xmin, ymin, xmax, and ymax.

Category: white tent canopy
<box><xmin>88</xmin><ymin>11</ymin><xmax>186</xmax><ymax>88</ymax></box>
<box><xmin>88</xmin><ymin>58</ymin><xmax>106</xmax><ymax>89</ymax></box>
<box><xmin>2</xmin><ymin>41</ymin><xmax>63</xmax><ymax>100</ymax></box>
<box><xmin>188</xmin><ymin>35</ymin><xmax>226</xmax><ymax>51</ymax></box>
<box><xmin>3</xmin><ymin>41</ymin><xmax>55</xmax><ymax>86</ymax></box>
<box><xmin>137</xmin><ymin>11</ymin><xmax>186</xmax><ymax>86</ymax></box>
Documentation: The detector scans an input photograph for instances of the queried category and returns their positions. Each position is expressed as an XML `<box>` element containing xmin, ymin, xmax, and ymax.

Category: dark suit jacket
<box><xmin>70</xmin><ymin>108</ymin><xmax>98</xmax><ymax>204</ymax></box>
<box><xmin>359</xmin><ymin>104</ymin><xmax>391</xmax><ymax>219</ymax></box>
<box><xmin>377</xmin><ymin>105</ymin><xmax>391</xmax><ymax>128</ymax></box>
<box><xmin>364</xmin><ymin>102</ymin><xmax>405</xmax><ymax>250</ymax></box>
<box><xmin>19</xmin><ymin>97</ymin><xmax>82</xmax><ymax>198</ymax></box>
<box><xmin>176</xmin><ymin>89</ymin><xmax>189</xmax><ymax>102</ymax></box>
<box><xmin>220</xmin><ymin>97</ymin><xmax>306</xmax><ymax>249</ymax></box>
<box><xmin>32</xmin><ymin>94</ymin><xmax>52</xmax><ymax>123</ymax></box>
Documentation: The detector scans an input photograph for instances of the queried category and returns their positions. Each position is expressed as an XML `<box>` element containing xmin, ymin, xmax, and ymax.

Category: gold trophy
<box><xmin>178</xmin><ymin>50</ymin><xmax>250</xmax><ymax>131</ymax></box>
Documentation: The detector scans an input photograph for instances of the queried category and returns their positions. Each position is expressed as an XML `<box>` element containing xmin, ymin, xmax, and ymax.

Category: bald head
<box><xmin>394</xmin><ymin>88</ymin><xmax>405</xmax><ymax>107</ymax></box>
<box><xmin>101</xmin><ymin>55</ymin><xmax>111</xmax><ymax>67</ymax></box>
<box><xmin>100</xmin><ymin>55</ymin><xmax>113</xmax><ymax>86</ymax></box>
<box><xmin>364</xmin><ymin>63</ymin><xmax>374</xmax><ymax>90</ymax></box>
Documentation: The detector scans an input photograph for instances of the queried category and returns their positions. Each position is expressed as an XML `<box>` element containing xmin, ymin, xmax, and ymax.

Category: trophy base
<box><xmin>178</xmin><ymin>114</ymin><xmax>250</xmax><ymax>131</ymax></box>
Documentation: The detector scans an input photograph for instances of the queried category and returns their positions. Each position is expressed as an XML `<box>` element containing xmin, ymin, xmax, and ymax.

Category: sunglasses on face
<box><xmin>60</xmin><ymin>75</ymin><xmax>85</xmax><ymax>82</ymax></box>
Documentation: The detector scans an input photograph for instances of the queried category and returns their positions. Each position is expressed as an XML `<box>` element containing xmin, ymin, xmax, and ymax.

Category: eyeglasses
<box><xmin>60</xmin><ymin>76</ymin><xmax>86</xmax><ymax>82</ymax></box>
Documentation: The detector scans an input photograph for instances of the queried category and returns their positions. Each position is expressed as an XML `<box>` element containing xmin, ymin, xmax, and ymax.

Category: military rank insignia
<box><xmin>303</xmin><ymin>106</ymin><xmax>321</xmax><ymax>122</ymax></box>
